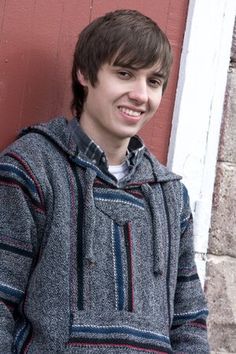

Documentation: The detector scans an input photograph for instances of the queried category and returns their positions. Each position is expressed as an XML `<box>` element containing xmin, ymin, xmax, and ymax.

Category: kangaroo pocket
<box><xmin>70</xmin><ymin>188</ymin><xmax>147</xmax><ymax>314</ymax></box>
<box><xmin>66</xmin><ymin>311</ymin><xmax>172</xmax><ymax>353</ymax></box>
<box><xmin>67</xmin><ymin>187</ymin><xmax>171</xmax><ymax>352</ymax></box>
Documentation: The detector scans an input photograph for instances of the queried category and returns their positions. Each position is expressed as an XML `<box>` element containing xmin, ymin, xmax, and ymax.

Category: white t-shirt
<box><xmin>108</xmin><ymin>161</ymin><xmax>129</xmax><ymax>181</ymax></box>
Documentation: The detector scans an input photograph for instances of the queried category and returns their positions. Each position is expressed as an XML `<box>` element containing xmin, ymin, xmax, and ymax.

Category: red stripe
<box><xmin>67</xmin><ymin>342</ymin><xmax>168</xmax><ymax>353</ymax></box>
<box><xmin>23</xmin><ymin>337</ymin><xmax>33</xmax><ymax>354</ymax></box>
<box><xmin>0</xmin><ymin>300</ymin><xmax>15</xmax><ymax>312</ymax></box>
<box><xmin>0</xmin><ymin>180</ymin><xmax>44</xmax><ymax>213</ymax></box>
<box><xmin>127</xmin><ymin>222</ymin><xmax>135</xmax><ymax>312</ymax></box>
<box><xmin>189</xmin><ymin>322</ymin><xmax>207</xmax><ymax>329</ymax></box>
<box><xmin>7</xmin><ymin>152</ymin><xmax>45</xmax><ymax>211</ymax></box>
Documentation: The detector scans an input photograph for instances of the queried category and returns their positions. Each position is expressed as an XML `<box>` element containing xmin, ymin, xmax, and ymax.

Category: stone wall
<box><xmin>206</xmin><ymin>19</ymin><xmax>236</xmax><ymax>353</ymax></box>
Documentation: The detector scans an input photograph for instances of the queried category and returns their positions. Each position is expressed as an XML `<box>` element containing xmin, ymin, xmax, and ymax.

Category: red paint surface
<box><xmin>0</xmin><ymin>0</ymin><xmax>188</xmax><ymax>163</ymax></box>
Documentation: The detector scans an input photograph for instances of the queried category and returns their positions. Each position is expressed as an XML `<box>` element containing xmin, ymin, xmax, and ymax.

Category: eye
<box><xmin>117</xmin><ymin>70</ymin><xmax>132</xmax><ymax>80</ymax></box>
<box><xmin>148</xmin><ymin>78</ymin><xmax>163</xmax><ymax>88</ymax></box>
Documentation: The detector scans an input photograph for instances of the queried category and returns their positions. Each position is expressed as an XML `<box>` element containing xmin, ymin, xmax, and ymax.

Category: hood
<box><xmin>20</xmin><ymin>117</ymin><xmax>78</xmax><ymax>158</ymax></box>
<box><xmin>20</xmin><ymin>117</ymin><xmax>182</xmax><ymax>276</ymax></box>
<box><xmin>20</xmin><ymin>116</ymin><xmax>181</xmax><ymax>186</ymax></box>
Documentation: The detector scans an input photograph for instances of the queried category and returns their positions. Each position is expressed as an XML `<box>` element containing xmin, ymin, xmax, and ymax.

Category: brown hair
<box><xmin>71</xmin><ymin>9</ymin><xmax>172</xmax><ymax>118</ymax></box>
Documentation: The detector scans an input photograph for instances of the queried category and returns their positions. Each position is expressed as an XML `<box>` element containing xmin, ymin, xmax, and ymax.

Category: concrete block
<box><xmin>211</xmin><ymin>352</ymin><xmax>236</xmax><ymax>354</ymax></box>
<box><xmin>231</xmin><ymin>19</ymin><xmax>236</xmax><ymax>61</ymax></box>
<box><xmin>208</xmin><ymin>162</ymin><xmax>236</xmax><ymax>257</ymax></box>
<box><xmin>206</xmin><ymin>256</ymin><xmax>236</xmax><ymax>353</ymax></box>
<box><xmin>218</xmin><ymin>68</ymin><xmax>236</xmax><ymax>164</ymax></box>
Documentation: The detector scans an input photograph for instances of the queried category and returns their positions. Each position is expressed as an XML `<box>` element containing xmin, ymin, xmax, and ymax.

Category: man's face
<box><xmin>78</xmin><ymin>62</ymin><xmax>164</xmax><ymax>150</ymax></box>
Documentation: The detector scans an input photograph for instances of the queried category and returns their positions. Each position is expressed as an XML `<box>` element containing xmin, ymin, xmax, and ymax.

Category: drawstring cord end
<box><xmin>141</xmin><ymin>183</ymin><xmax>165</xmax><ymax>277</ymax></box>
<box><xmin>83</xmin><ymin>168</ymin><xmax>97</xmax><ymax>266</ymax></box>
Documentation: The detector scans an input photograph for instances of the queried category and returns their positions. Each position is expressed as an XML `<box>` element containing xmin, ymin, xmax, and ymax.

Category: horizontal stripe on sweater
<box><xmin>94</xmin><ymin>189</ymin><xmax>145</xmax><ymax>209</ymax></box>
<box><xmin>71</xmin><ymin>324</ymin><xmax>170</xmax><ymax>344</ymax></box>
<box><xmin>5</xmin><ymin>151</ymin><xmax>45</xmax><ymax>210</ymax></box>
<box><xmin>173</xmin><ymin>309</ymin><xmax>209</xmax><ymax>323</ymax></box>
<box><xmin>177</xmin><ymin>273</ymin><xmax>199</xmax><ymax>282</ymax></box>
<box><xmin>67</xmin><ymin>337</ymin><xmax>172</xmax><ymax>353</ymax></box>
<box><xmin>171</xmin><ymin>318</ymin><xmax>207</xmax><ymax>330</ymax></box>
<box><xmin>0</xmin><ymin>242</ymin><xmax>33</xmax><ymax>258</ymax></box>
<box><xmin>0</xmin><ymin>298</ymin><xmax>16</xmax><ymax>311</ymax></box>
<box><xmin>0</xmin><ymin>282</ymin><xmax>24</xmax><ymax>302</ymax></box>
<box><xmin>0</xmin><ymin>163</ymin><xmax>35</xmax><ymax>191</ymax></box>
<box><xmin>0</xmin><ymin>162</ymin><xmax>42</xmax><ymax>208</ymax></box>
<box><xmin>0</xmin><ymin>177</ymin><xmax>43</xmax><ymax>209</ymax></box>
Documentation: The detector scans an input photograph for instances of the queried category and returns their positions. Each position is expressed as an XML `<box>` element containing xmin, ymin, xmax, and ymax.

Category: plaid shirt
<box><xmin>69</xmin><ymin>118</ymin><xmax>145</xmax><ymax>177</ymax></box>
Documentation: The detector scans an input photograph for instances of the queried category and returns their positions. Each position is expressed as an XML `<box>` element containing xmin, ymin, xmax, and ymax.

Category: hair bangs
<box><xmin>111</xmin><ymin>30</ymin><xmax>172</xmax><ymax>80</ymax></box>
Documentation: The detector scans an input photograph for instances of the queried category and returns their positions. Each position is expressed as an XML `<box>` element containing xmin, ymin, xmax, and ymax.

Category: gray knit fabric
<box><xmin>0</xmin><ymin>117</ymin><xmax>209</xmax><ymax>353</ymax></box>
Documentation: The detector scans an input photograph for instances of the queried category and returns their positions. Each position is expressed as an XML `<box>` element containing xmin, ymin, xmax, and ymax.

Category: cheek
<box><xmin>151</xmin><ymin>93</ymin><xmax>162</xmax><ymax>111</ymax></box>
<box><xmin>87</xmin><ymin>90</ymin><xmax>104</xmax><ymax>110</ymax></box>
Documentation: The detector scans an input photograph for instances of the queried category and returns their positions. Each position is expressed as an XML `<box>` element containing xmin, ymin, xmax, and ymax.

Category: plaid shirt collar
<box><xmin>69</xmin><ymin>117</ymin><xmax>145</xmax><ymax>172</ymax></box>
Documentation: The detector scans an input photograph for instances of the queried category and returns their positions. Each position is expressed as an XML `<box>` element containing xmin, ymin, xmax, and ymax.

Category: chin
<box><xmin>118</xmin><ymin>131</ymin><xmax>138</xmax><ymax>140</ymax></box>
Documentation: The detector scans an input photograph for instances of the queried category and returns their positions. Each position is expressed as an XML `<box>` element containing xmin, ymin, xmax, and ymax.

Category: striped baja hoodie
<box><xmin>0</xmin><ymin>117</ymin><xmax>209</xmax><ymax>353</ymax></box>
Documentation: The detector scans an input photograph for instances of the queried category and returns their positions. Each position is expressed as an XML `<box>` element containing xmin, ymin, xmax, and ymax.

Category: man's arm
<box><xmin>170</xmin><ymin>185</ymin><xmax>210</xmax><ymax>353</ymax></box>
<box><xmin>0</xmin><ymin>152</ymin><xmax>45</xmax><ymax>352</ymax></box>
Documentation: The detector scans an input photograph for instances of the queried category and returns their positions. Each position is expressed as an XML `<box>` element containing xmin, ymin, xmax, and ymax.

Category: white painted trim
<box><xmin>167</xmin><ymin>0</ymin><xmax>236</xmax><ymax>284</ymax></box>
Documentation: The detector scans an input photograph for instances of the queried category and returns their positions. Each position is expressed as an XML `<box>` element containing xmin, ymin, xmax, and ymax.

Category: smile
<box><xmin>119</xmin><ymin>107</ymin><xmax>143</xmax><ymax>117</ymax></box>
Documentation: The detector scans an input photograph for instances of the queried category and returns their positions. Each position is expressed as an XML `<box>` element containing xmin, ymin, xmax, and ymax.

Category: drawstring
<box><xmin>141</xmin><ymin>184</ymin><xmax>165</xmax><ymax>276</ymax></box>
<box><xmin>76</xmin><ymin>165</ymin><xmax>166</xmax><ymax>276</ymax></box>
<box><xmin>83</xmin><ymin>168</ymin><xmax>97</xmax><ymax>264</ymax></box>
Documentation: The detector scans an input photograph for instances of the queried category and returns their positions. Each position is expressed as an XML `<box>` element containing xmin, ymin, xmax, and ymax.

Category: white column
<box><xmin>167</xmin><ymin>0</ymin><xmax>236</xmax><ymax>284</ymax></box>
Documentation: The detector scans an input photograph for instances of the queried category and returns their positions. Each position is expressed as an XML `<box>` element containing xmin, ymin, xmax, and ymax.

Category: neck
<box><xmin>90</xmin><ymin>133</ymin><xmax>129</xmax><ymax>165</ymax></box>
<box><xmin>79</xmin><ymin>116</ymin><xmax>130</xmax><ymax>166</ymax></box>
<box><xmin>104</xmin><ymin>145</ymin><xmax>128</xmax><ymax>166</ymax></box>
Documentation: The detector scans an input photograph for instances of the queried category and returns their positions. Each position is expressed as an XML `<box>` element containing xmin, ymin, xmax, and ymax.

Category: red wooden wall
<box><xmin>0</xmin><ymin>0</ymin><xmax>188</xmax><ymax>164</ymax></box>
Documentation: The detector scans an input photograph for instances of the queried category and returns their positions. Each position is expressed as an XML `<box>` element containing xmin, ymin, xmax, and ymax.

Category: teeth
<box><xmin>119</xmin><ymin>107</ymin><xmax>142</xmax><ymax>117</ymax></box>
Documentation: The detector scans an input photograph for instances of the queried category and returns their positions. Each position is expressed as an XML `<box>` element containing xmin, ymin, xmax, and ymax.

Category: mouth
<box><xmin>118</xmin><ymin>106</ymin><xmax>144</xmax><ymax>118</ymax></box>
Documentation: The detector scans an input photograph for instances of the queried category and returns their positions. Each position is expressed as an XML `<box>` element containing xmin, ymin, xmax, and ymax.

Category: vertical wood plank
<box><xmin>0</xmin><ymin>0</ymin><xmax>189</xmax><ymax>164</ymax></box>
<box><xmin>0</xmin><ymin>0</ymin><xmax>36</xmax><ymax>147</ymax></box>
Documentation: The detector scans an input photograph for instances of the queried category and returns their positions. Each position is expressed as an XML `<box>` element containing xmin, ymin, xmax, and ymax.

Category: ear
<box><xmin>77</xmin><ymin>70</ymin><xmax>88</xmax><ymax>86</ymax></box>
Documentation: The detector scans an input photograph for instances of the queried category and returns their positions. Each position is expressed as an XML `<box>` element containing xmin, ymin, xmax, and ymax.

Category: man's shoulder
<box><xmin>1</xmin><ymin>116</ymin><xmax>73</xmax><ymax>160</ymax></box>
<box><xmin>0</xmin><ymin>117</ymin><xmax>75</xmax><ymax>187</ymax></box>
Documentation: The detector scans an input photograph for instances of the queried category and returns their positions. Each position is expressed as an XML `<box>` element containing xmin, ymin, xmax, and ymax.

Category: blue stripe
<box><xmin>94</xmin><ymin>190</ymin><xmax>144</xmax><ymax>209</ymax></box>
<box><xmin>69</xmin><ymin>156</ymin><xmax>110</xmax><ymax>182</ymax></box>
<box><xmin>180</xmin><ymin>218</ymin><xmax>189</xmax><ymax>232</ymax></box>
<box><xmin>182</xmin><ymin>184</ymin><xmax>189</xmax><ymax>205</ymax></box>
<box><xmin>0</xmin><ymin>164</ymin><xmax>36</xmax><ymax>193</ymax></box>
<box><xmin>71</xmin><ymin>325</ymin><xmax>170</xmax><ymax>344</ymax></box>
<box><xmin>14</xmin><ymin>321</ymin><xmax>28</xmax><ymax>349</ymax></box>
<box><xmin>173</xmin><ymin>309</ymin><xmax>209</xmax><ymax>322</ymax></box>
<box><xmin>0</xmin><ymin>283</ymin><xmax>23</xmax><ymax>300</ymax></box>
<box><xmin>177</xmin><ymin>273</ymin><xmax>199</xmax><ymax>282</ymax></box>
<box><xmin>0</xmin><ymin>242</ymin><xmax>33</xmax><ymax>258</ymax></box>
<box><xmin>113</xmin><ymin>223</ymin><xmax>124</xmax><ymax>311</ymax></box>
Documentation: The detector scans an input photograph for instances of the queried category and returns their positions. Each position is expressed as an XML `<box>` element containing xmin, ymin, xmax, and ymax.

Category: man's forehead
<box><xmin>110</xmin><ymin>48</ymin><xmax>163</xmax><ymax>69</ymax></box>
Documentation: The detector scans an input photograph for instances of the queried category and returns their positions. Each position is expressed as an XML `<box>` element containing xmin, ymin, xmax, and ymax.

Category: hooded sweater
<box><xmin>0</xmin><ymin>117</ymin><xmax>209</xmax><ymax>353</ymax></box>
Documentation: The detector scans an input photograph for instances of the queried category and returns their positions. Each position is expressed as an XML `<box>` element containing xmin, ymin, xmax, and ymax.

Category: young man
<box><xmin>0</xmin><ymin>9</ymin><xmax>209</xmax><ymax>353</ymax></box>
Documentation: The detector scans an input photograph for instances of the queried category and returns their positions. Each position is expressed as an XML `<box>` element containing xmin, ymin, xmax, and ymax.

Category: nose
<box><xmin>128</xmin><ymin>79</ymin><xmax>148</xmax><ymax>104</ymax></box>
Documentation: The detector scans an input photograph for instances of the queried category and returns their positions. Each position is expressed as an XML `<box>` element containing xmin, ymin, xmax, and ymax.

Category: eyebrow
<box><xmin>124</xmin><ymin>63</ymin><xmax>163</xmax><ymax>73</ymax></box>
<box><xmin>152</xmin><ymin>72</ymin><xmax>165</xmax><ymax>79</ymax></box>
<box><xmin>113</xmin><ymin>64</ymin><xmax>165</xmax><ymax>76</ymax></box>
<box><xmin>111</xmin><ymin>64</ymin><xmax>166</xmax><ymax>81</ymax></box>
